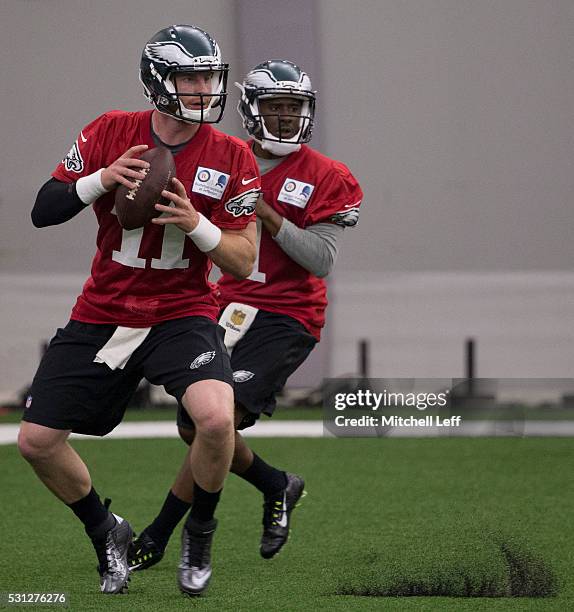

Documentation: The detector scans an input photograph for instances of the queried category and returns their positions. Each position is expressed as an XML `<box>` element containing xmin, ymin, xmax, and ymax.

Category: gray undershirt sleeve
<box><xmin>273</xmin><ymin>219</ymin><xmax>344</xmax><ymax>278</ymax></box>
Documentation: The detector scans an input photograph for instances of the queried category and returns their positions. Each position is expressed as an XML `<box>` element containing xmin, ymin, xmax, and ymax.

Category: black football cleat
<box><xmin>178</xmin><ymin>517</ymin><xmax>217</xmax><ymax>596</ymax></box>
<box><xmin>128</xmin><ymin>529</ymin><xmax>165</xmax><ymax>572</ymax></box>
<box><xmin>92</xmin><ymin>514</ymin><xmax>133</xmax><ymax>594</ymax></box>
<box><xmin>260</xmin><ymin>473</ymin><xmax>305</xmax><ymax>559</ymax></box>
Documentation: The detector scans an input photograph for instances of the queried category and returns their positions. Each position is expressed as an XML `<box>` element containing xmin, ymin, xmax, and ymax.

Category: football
<box><xmin>114</xmin><ymin>147</ymin><xmax>176</xmax><ymax>230</ymax></box>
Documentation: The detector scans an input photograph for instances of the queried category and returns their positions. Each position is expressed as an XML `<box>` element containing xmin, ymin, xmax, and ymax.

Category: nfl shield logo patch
<box><xmin>230</xmin><ymin>309</ymin><xmax>247</xmax><ymax>326</ymax></box>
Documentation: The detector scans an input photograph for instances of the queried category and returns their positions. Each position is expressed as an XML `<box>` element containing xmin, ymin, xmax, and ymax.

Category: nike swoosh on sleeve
<box><xmin>241</xmin><ymin>176</ymin><xmax>258</xmax><ymax>186</ymax></box>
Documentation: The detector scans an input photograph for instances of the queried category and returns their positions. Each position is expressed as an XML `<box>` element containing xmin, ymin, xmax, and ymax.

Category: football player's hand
<box><xmin>255</xmin><ymin>195</ymin><xmax>284</xmax><ymax>237</ymax></box>
<box><xmin>255</xmin><ymin>196</ymin><xmax>273</xmax><ymax>219</ymax></box>
<box><xmin>100</xmin><ymin>145</ymin><xmax>150</xmax><ymax>191</ymax></box>
<box><xmin>152</xmin><ymin>177</ymin><xmax>200</xmax><ymax>233</ymax></box>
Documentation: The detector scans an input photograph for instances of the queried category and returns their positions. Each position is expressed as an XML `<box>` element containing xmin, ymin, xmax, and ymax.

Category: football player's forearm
<box><xmin>257</xmin><ymin>205</ymin><xmax>283</xmax><ymax>237</ymax></box>
<box><xmin>32</xmin><ymin>178</ymin><xmax>88</xmax><ymax>227</ymax></box>
<box><xmin>274</xmin><ymin>219</ymin><xmax>343</xmax><ymax>278</ymax></box>
<box><xmin>209</xmin><ymin>232</ymin><xmax>256</xmax><ymax>280</ymax></box>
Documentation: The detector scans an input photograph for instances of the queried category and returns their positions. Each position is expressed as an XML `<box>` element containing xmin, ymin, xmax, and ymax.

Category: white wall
<box><xmin>318</xmin><ymin>0</ymin><xmax>574</xmax><ymax>272</ymax></box>
<box><xmin>331</xmin><ymin>271</ymin><xmax>574</xmax><ymax>379</ymax></box>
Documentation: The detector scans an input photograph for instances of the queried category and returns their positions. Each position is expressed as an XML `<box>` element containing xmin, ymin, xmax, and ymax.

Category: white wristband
<box><xmin>75</xmin><ymin>168</ymin><xmax>109</xmax><ymax>205</ymax></box>
<box><xmin>186</xmin><ymin>213</ymin><xmax>222</xmax><ymax>252</ymax></box>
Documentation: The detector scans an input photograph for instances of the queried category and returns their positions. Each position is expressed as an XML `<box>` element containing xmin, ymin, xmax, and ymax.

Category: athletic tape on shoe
<box><xmin>218</xmin><ymin>303</ymin><xmax>258</xmax><ymax>354</ymax></box>
<box><xmin>94</xmin><ymin>326</ymin><xmax>151</xmax><ymax>370</ymax></box>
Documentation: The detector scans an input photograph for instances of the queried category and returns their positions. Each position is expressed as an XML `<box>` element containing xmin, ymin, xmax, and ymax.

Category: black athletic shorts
<box><xmin>178</xmin><ymin>310</ymin><xmax>317</xmax><ymax>431</ymax></box>
<box><xmin>23</xmin><ymin>317</ymin><xmax>232</xmax><ymax>436</ymax></box>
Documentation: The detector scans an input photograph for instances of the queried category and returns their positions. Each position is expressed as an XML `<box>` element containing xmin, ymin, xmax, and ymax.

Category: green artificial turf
<box><xmin>1</xmin><ymin>437</ymin><xmax>572</xmax><ymax>611</ymax></box>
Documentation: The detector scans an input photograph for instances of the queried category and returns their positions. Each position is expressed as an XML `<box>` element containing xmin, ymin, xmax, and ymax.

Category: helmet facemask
<box><xmin>255</xmin><ymin>92</ymin><xmax>314</xmax><ymax>155</ymax></box>
<box><xmin>162</xmin><ymin>65</ymin><xmax>228</xmax><ymax>123</ymax></box>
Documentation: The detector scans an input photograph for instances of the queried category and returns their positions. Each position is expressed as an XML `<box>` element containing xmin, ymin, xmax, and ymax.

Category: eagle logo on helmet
<box><xmin>144</xmin><ymin>41</ymin><xmax>220</xmax><ymax>67</ymax></box>
<box><xmin>145</xmin><ymin>41</ymin><xmax>197</xmax><ymax>65</ymax></box>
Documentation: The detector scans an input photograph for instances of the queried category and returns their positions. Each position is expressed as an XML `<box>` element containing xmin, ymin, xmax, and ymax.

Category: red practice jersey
<box><xmin>217</xmin><ymin>144</ymin><xmax>362</xmax><ymax>339</ymax></box>
<box><xmin>52</xmin><ymin>110</ymin><xmax>259</xmax><ymax>327</ymax></box>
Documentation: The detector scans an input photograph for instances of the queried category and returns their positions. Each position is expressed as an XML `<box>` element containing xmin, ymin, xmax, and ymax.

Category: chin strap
<box><xmin>260</xmin><ymin>139</ymin><xmax>301</xmax><ymax>157</ymax></box>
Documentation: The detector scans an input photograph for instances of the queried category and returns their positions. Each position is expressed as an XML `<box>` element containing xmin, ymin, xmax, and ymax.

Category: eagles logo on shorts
<box><xmin>233</xmin><ymin>370</ymin><xmax>255</xmax><ymax>383</ymax></box>
<box><xmin>190</xmin><ymin>351</ymin><xmax>216</xmax><ymax>369</ymax></box>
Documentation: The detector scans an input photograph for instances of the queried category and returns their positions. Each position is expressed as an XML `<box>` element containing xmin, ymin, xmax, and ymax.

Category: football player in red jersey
<box><xmin>17</xmin><ymin>25</ymin><xmax>259</xmax><ymax>596</ymax></box>
<box><xmin>130</xmin><ymin>60</ymin><xmax>362</xmax><ymax>566</ymax></box>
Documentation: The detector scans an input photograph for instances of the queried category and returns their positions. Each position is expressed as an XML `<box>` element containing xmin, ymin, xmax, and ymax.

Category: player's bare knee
<box><xmin>193</xmin><ymin>409</ymin><xmax>234</xmax><ymax>441</ymax></box>
<box><xmin>17</xmin><ymin>428</ymin><xmax>58</xmax><ymax>463</ymax></box>
<box><xmin>181</xmin><ymin>381</ymin><xmax>234</xmax><ymax>440</ymax></box>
